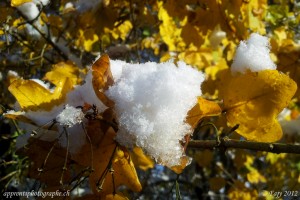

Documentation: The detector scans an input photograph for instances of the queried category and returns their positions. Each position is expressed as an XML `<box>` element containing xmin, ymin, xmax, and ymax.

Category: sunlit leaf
<box><xmin>75</xmin><ymin>29</ymin><xmax>99</xmax><ymax>52</ymax></box>
<box><xmin>247</xmin><ymin>169</ymin><xmax>266</xmax><ymax>184</ymax></box>
<box><xmin>44</xmin><ymin>61</ymin><xmax>81</xmax><ymax>86</ymax></box>
<box><xmin>170</xmin><ymin>156</ymin><xmax>191</xmax><ymax>174</ymax></box>
<box><xmin>220</xmin><ymin>70</ymin><xmax>297</xmax><ymax>142</ymax></box>
<box><xmin>92</xmin><ymin>54</ymin><xmax>115</xmax><ymax>107</ymax></box>
<box><xmin>8</xmin><ymin>78</ymin><xmax>73</xmax><ymax>111</ymax></box>
<box><xmin>130</xmin><ymin>147</ymin><xmax>154</xmax><ymax>171</ymax></box>
<box><xmin>186</xmin><ymin>97</ymin><xmax>222</xmax><ymax>128</ymax></box>
<box><xmin>11</xmin><ymin>0</ymin><xmax>32</xmax><ymax>7</ymax></box>
<box><xmin>228</xmin><ymin>181</ymin><xmax>258</xmax><ymax>200</ymax></box>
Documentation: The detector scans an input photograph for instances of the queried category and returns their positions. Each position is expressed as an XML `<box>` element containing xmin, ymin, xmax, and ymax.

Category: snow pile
<box><xmin>107</xmin><ymin>61</ymin><xmax>204</xmax><ymax>167</ymax></box>
<box><xmin>231</xmin><ymin>33</ymin><xmax>276</xmax><ymax>74</ymax></box>
<box><xmin>56</xmin><ymin>105</ymin><xmax>85</xmax><ymax>127</ymax></box>
<box><xmin>8</xmin><ymin>58</ymin><xmax>204</xmax><ymax>166</ymax></box>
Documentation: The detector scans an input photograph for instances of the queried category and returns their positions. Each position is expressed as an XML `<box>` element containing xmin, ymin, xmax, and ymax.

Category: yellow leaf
<box><xmin>44</xmin><ymin>61</ymin><xmax>81</xmax><ymax>86</ymax></box>
<box><xmin>76</xmin><ymin>29</ymin><xmax>99</xmax><ymax>52</ymax></box>
<box><xmin>178</xmin><ymin>48</ymin><xmax>213</xmax><ymax>70</ymax></box>
<box><xmin>228</xmin><ymin>181</ymin><xmax>258</xmax><ymax>200</ymax></box>
<box><xmin>247</xmin><ymin>170</ymin><xmax>266</xmax><ymax>184</ymax></box>
<box><xmin>111</xmin><ymin>20</ymin><xmax>133</xmax><ymax>41</ymax></box>
<box><xmin>112</xmin><ymin>148</ymin><xmax>142</xmax><ymax>192</ymax></box>
<box><xmin>8</xmin><ymin>78</ymin><xmax>73</xmax><ymax>111</ymax></box>
<box><xmin>105</xmin><ymin>193</ymin><xmax>129</xmax><ymax>200</ymax></box>
<box><xmin>130</xmin><ymin>147</ymin><xmax>154</xmax><ymax>171</ymax></box>
<box><xmin>11</xmin><ymin>0</ymin><xmax>32</xmax><ymax>7</ymax></box>
<box><xmin>92</xmin><ymin>54</ymin><xmax>115</xmax><ymax>107</ymax></box>
<box><xmin>186</xmin><ymin>97</ymin><xmax>222</xmax><ymax>128</ymax></box>
<box><xmin>220</xmin><ymin>70</ymin><xmax>297</xmax><ymax>142</ymax></box>
<box><xmin>170</xmin><ymin>156</ymin><xmax>190</xmax><ymax>174</ymax></box>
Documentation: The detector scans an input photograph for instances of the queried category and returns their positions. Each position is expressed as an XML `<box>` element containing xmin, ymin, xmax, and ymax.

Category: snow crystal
<box><xmin>107</xmin><ymin>60</ymin><xmax>204</xmax><ymax>167</ymax></box>
<box><xmin>56</xmin><ymin>105</ymin><xmax>85</xmax><ymax>127</ymax></box>
<box><xmin>231</xmin><ymin>33</ymin><xmax>276</xmax><ymax>74</ymax></box>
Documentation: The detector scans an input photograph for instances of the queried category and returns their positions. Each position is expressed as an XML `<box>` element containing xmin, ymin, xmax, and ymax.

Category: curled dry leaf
<box><xmin>92</xmin><ymin>54</ymin><xmax>115</xmax><ymax>107</ymax></box>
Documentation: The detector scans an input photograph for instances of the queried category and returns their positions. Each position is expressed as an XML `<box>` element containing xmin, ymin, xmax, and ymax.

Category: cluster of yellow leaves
<box><xmin>153</xmin><ymin>0</ymin><xmax>268</xmax><ymax>68</ymax></box>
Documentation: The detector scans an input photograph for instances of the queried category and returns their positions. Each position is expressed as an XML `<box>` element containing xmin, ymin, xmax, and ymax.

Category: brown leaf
<box><xmin>92</xmin><ymin>54</ymin><xmax>115</xmax><ymax>107</ymax></box>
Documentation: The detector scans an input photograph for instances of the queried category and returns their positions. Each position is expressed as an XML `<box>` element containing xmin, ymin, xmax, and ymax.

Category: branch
<box><xmin>187</xmin><ymin>138</ymin><xmax>300</xmax><ymax>154</ymax></box>
<box><xmin>16</xmin><ymin>8</ymin><xmax>69</xmax><ymax>61</ymax></box>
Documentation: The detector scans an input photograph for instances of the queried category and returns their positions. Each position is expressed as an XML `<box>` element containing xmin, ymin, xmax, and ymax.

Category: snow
<box><xmin>8</xmin><ymin>57</ymin><xmax>204</xmax><ymax>167</ymax></box>
<box><xmin>110</xmin><ymin>60</ymin><xmax>125</xmax><ymax>81</ymax></box>
<box><xmin>278</xmin><ymin>109</ymin><xmax>300</xmax><ymax>136</ymax></box>
<box><xmin>56</xmin><ymin>105</ymin><xmax>85</xmax><ymax>127</ymax></box>
<box><xmin>8</xmin><ymin>70</ymin><xmax>19</xmax><ymax>78</ymax></box>
<box><xmin>17</xmin><ymin>2</ymin><xmax>40</xmax><ymax>21</ymax></box>
<box><xmin>31</xmin><ymin>79</ymin><xmax>51</xmax><ymax>90</ymax></box>
<box><xmin>66</xmin><ymin>70</ymin><xmax>107</xmax><ymax>111</ymax></box>
<box><xmin>33</xmin><ymin>0</ymin><xmax>50</xmax><ymax>6</ymax></box>
<box><xmin>107</xmin><ymin>60</ymin><xmax>204</xmax><ymax>167</ymax></box>
<box><xmin>231</xmin><ymin>33</ymin><xmax>276</xmax><ymax>74</ymax></box>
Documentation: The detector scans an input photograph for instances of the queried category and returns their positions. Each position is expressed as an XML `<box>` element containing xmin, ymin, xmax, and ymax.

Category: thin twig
<box><xmin>60</xmin><ymin>127</ymin><xmax>70</xmax><ymax>186</ymax></box>
<box><xmin>187</xmin><ymin>139</ymin><xmax>300</xmax><ymax>154</ymax></box>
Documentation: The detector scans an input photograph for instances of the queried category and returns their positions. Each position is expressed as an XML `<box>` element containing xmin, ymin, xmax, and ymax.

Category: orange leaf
<box><xmin>73</xmin><ymin>118</ymin><xmax>141</xmax><ymax>196</ymax></box>
<box><xmin>170</xmin><ymin>156</ymin><xmax>191</xmax><ymax>174</ymax></box>
<box><xmin>92</xmin><ymin>54</ymin><xmax>115</xmax><ymax>107</ymax></box>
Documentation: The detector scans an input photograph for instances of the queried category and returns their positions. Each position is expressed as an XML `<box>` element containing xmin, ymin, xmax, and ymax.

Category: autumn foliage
<box><xmin>1</xmin><ymin>0</ymin><xmax>300</xmax><ymax>199</ymax></box>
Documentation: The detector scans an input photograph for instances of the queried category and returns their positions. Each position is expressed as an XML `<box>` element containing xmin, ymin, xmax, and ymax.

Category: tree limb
<box><xmin>187</xmin><ymin>138</ymin><xmax>300</xmax><ymax>154</ymax></box>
